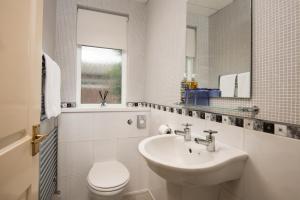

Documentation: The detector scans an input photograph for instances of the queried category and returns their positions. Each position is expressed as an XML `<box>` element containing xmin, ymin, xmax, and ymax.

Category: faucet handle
<box><xmin>204</xmin><ymin>130</ymin><xmax>218</xmax><ymax>136</ymax></box>
<box><xmin>182</xmin><ymin>123</ymin><xmax>192</xmax><ymax>128</ymax></box>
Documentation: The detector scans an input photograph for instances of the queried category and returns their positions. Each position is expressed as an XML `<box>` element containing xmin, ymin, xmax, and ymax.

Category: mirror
<box><xmin>184</xmin><ymin>0</ymin><xmax>252</xmax><ymax>101</ymax></box>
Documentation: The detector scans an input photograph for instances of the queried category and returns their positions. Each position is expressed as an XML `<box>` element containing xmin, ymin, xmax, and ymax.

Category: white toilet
<box><xmin>87</xmin><ymin>161</ymin><xmax>130</xmax><ymax>200</ymax></box>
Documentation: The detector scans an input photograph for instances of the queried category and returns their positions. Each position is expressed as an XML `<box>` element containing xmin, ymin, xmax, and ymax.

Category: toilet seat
<box><xmin>87</xmin><ymin>161</ymin><xmax>130</xmax><ymax>192</ymax></box>
<box><xmin>88</xmin><ymin>179</ymin><xmax>129</xmax><ymax>192</ymax></box>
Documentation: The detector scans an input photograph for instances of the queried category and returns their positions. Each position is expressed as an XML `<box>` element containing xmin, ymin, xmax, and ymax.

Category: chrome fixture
<box><xmin>194</xmin><ymin>130</ymin><xmax>218</xmax><ymax>152</ymax></box>
<box><xmin>127</xmin><ymin>119</ymin><xmax>133</xmax><ymax>125</ymax></box>
<box><xmin>174</xmin><ymin>123</ymin><xmax>192</xmax><ymax>142</ymax></box>
<box><xmin>237</xmin><ymin>106</ymin><xmax>259</xmax><ymax>117</ymax></box>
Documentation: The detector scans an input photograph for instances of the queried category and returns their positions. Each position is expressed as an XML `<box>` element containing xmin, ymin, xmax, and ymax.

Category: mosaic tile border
<box><xmin>127</xmin><ymin>102</ymin><xmax>300</xmax><ymax>141</ymax></box>
<box><xmin>60</xmin><ymin>101</ymin><xmax>300</xmax><ymax>141</ymax></box>
<box><xmin>61</xmin><ymin>102</ymin><xmax>76</xmax><ymax>108</ymax></box>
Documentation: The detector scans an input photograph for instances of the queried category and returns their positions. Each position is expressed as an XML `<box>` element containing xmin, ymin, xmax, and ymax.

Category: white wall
<box><xmin>149</xmin><ymin>109</ymin><xmax>300</xmax><ymax>200</ymax></box>
<box><xmin>57</xmin><ymin>110</ymin><xmax>150</xmax><ymax>200</ymax></box>
<box><xmin>186</xmin><ymin>12</ymin><xmax>209</xmax><ymax>88</ymax></box>
<box><xmin>42</xmin><ymin>0</ymin><xmax>57</xmax><ymax>58</ymax></box>
<box><xmin>145</xmin><ymin>0</ymin><xmax>187</xmax><ymax>106</ymax></box>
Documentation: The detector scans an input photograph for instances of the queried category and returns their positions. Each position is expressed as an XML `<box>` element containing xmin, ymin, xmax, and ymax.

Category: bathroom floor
<box><xmin>122</xmin><ymin>191</ymin><xmax>154</xmax><ymax>200</ymax></box>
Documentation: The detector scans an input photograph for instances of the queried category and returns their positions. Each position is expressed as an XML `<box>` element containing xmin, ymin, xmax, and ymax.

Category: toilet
<box><xmin>87</xmin><ymin>161</ymin><xmax>130</xmax><ymax>200</ymax></box>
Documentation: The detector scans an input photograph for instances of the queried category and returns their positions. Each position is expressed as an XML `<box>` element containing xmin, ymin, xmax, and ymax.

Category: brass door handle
<box><xmin>32</xmin><ymin>134</ymin><xmax>48</xmax><ymax>144</ymax></box>
<box><xmin>32</xmin><ymin>124</ymin><xmax>48</xmax><ymax>156</ymax></box>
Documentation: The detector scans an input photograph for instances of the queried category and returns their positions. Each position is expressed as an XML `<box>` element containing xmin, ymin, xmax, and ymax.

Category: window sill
<box><xmin>61</xmin><ymin>106</ymin><xmax>150</xmax><ymax>113</ymax></box>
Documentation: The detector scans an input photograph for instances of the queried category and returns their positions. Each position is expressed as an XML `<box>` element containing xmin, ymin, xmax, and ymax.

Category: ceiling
<box><xmin>187</xmin><ymin>0</ymin><xmax>234</xmax><ymax>16</ymax></box>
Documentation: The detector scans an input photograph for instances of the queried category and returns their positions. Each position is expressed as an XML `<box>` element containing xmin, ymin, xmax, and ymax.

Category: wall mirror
<box><xmin>184</xmin><ymin>0</ymin><xmax>252</xmax><ymax>101</ymax></box>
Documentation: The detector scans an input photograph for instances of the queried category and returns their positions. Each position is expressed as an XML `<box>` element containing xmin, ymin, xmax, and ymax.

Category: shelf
<box><xmin>174</xmin><ymin>103</ymin><xmax>259</xmax><ymax>118</ymax></box>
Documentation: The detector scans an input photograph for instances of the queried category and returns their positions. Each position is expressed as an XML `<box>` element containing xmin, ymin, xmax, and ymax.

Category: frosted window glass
<box><xmin>80</xmin><ymin>46</ymin><xmax>122</xmax><ymax>104</ymax></box>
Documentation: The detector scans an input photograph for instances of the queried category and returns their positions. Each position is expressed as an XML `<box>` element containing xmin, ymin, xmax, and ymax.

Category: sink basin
<box><xmin>138</xmin><ymin>135</ymin><xmax>248</xmax><ymax>186</ymax></box>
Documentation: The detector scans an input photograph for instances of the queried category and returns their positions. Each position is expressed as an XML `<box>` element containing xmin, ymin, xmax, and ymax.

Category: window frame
<box><xmin>76</xmin><ymin>45</ymin><xmax>127</xmax><ymax>108</ymax></box>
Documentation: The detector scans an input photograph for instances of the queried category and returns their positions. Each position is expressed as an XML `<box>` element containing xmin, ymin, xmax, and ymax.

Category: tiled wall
<box><xmin>211</xmin><ymin>0</ymin><xmax>300</xmax><ymax>125</ymax></box>
<box><xmin>145</xmin><ymin>0</ymin><xmax>300</xmax><ymax>126</ymax></box>
<box><xmin>129</xmin><ymin>102</ymin><xmax>300</xmax><ymax>140</ymax></box>
<box><xmin>209</xmin><ymin>0</ymin><xmax>251</xmax><ymax>88</ymax></box>
<box><xmin>57</xmin><ymin>110</ymin><xmax>150</xmax><ymax>200</ymax></box>
<box><xmin>149</xmin><ymin>109</ymin><xmax>300</xmax><ymax>200</ymax></box>
<box><xmin>55</xmin><ymin>0</ymin><xmax>147</xmax><ymax>103</ymax></box>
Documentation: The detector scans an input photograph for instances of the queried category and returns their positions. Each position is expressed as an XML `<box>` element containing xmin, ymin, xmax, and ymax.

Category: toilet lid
<box><xmin>88</xmin><ymin>161</ymin><xmax>130</xmax><ymax>189</ymax></box>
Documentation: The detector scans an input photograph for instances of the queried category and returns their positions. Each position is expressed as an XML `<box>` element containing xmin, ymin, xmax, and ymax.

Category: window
<box><xmin>80</xmin><ymin>46</ymin><xmax>122</xmax><ymax>104</ymax></box>
<box><xmin>76</xmin><ymin>9</ymin><xmax>128</xmax><ymax>106</ymax></box>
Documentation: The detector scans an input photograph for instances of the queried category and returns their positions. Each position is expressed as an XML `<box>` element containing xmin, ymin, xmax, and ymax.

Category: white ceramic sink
<box><xmin>138</xmin><ymin>134</ymin><xmax>248</xmax><ymax>186</ymax></box>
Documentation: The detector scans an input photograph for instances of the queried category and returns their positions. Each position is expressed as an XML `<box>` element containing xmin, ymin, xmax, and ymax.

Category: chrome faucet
<box><xmin>174</xmin><ymin>123</ymin><xmax>192</xmax><ymax>142</ymax></box>
<box><xmin>194</xmin><ymin>130</ymin><xmax>218</xmax><ymax>152</ymax></box>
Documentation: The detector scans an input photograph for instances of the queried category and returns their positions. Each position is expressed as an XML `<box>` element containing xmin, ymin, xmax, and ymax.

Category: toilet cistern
<box><xmin>174</xmin><ymin>123</ymin><xmax>192</xmax><ymax>141</ymax></box>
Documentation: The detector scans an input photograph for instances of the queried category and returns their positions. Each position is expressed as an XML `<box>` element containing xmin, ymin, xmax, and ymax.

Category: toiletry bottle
<box><xmin>190</xmin><ymin>74</ymin><xmax>198</xmax><ymax>89</ymax></box>
<box><xmin>180</xmin><ymin>74</ymin><xmax>188</xmax><ymax>104</ymax></box>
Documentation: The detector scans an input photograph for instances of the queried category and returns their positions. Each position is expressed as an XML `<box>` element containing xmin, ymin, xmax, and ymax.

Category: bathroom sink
<box><xmin>138</xmin><ymin>135</ymin><xmax>248</xmax><ymax>186</ymax></box>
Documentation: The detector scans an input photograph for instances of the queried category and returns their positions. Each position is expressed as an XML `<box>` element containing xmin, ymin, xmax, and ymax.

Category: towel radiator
<box><xmin>39</xmin><ymin>55</ymin><xmax>59</xmax><ymax>200</ymax></box>
<box><xmin>39</xmin><ymin>125</ymin><xmax>58</xmax><ymax>200</ymax></box>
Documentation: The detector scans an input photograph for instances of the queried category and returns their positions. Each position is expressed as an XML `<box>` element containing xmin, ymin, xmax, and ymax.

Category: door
<box><xmin>0</xmin><ymin>0</ymin><xmax>43</xmax><ymax>200</ymax></box>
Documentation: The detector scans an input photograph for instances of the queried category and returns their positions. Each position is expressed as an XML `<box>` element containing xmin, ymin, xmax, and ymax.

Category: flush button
<box><xmin>137</xmin><ymin>115</ymin><xmax>146</xmax><ymax>129</ymax></box>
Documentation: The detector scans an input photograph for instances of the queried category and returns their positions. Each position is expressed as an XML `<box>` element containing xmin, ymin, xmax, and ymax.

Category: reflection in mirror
<box><xmin>183</xmin><ymin>0</ymin><xmax>252</xmax><ymax>105</ymax></box>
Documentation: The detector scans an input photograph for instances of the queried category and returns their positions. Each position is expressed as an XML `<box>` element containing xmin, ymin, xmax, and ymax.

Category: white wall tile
<box><xmin>206</xmin><ymin>121</ymin><xmax>244</xmax><ymax>150</ymax></box>
<box><xmin>150</xmin><ymin>109</ymin><xmax>207</xmax><ymax>137</ymax></box>
<box><xmin>93</xmin><ymin>139</ymin><xmax>117</xmax><ymax>163</ymax></box>
<box><xmin>57</xmin><ymin>176</ymin><xmax>69</xmax><ymax>200</ymax></box>
<box><xmin>68</xmin><ymin>174</ymin><xmax>90</xmax><ymax>200</ymax></box>
<box><xmin>57</xmin><ymin>142</ymin><xmax>69</xmax><ymax>177</ymax></box>
<box><xmin>58</xmin><ymin>111</ymin><xmax>150</xmax><ymax>200</ymax></box>
<box><xmin>57</xmin><ymin>140</ymin><xmax>93</xmax><ymax>179</ymax></box>
<box><xmin>93</xmin><ymin>112</ymin><xmax>149</xmax><ymax>139</ymax></box>
<box><xmin>67</xmin><ymin>141</ymin><xmax>94</xmax><ymax>177</ymax></box>
<box><xmin>58</xmin><ymin>109</ymin><xmax>300</xmax><ymax>200</ymax></box>
<box><xmin>243</xmin><ymin>129</ymin><xmax>300</xmax><ymax>200</ymax></box>
<box><xmin>93</xmin><ymin>113</ymin><xmax>119</xmax><ymax>140</ymax></box>
<box><xmin>58</xmin><ymin>113</ymin><xmax>93</xmax><ymax>142</ymax></box>
<box><xmin>117</xmin><ymin>137</ymin><xmax>148</xmax><ymax>191</ymax></box>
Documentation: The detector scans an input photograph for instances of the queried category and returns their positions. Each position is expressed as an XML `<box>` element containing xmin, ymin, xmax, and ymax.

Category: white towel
<box><xmin>237</xmin><ymin>72</ymin><xmax>250</xmax><ymax>98</ymax></box>
<box><xmin>44</xmin><ymin>53</ymin><xmax>61</xmax><ymax>119</ymax></box>
<box><xmin>220</xmin><ymin>74</ymin><xmax>237</xmax><ymax>97</ymax></box>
